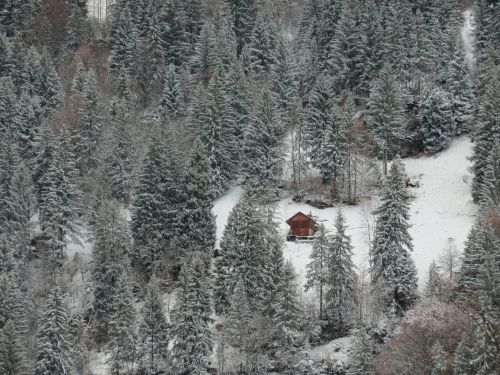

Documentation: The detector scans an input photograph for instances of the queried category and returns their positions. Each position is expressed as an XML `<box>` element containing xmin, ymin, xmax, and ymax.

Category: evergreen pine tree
<box><xmin>305</xmin><ymin>224</ymin><xmax>329</xmax><ymax>320</ymax></box>
<box><xmin>471</xmin><ymin>71</ymin><xmax>500</xmax><ymax>204</ymax></box>
<box><xmin>327</xmin><ymin>0</ymin><xmax>363</xmax><ymax>93</ymax></box>
<box><xmin>444</xmin><ymin>35</ymin><xmax>474</xmax><ymax>134</ymax></box>
<box><xmin>270</xmin><ymin>261</ymin><xmax>307</xmax><ymax>372</ymax></box>
<box><xmin>6</xmin><ymin>160</ymin><xmax>35</xmax><ymax>257</ymax></box>
<box><xmin>226</xmin><ymin>0</ymin><xmax>256</xmax><ymax>54</ymax></box>
<box><xmin>74</xmin><ymin>70</ymin><xmax>102</xmax><ymax>173</ymax></box>
<box><xmin>136</xmin><ymin>276</ymin><xmax>170</xmax><ymax>374</ymax></box>
<box><xmin>247</xmin><ymin>13</ymin><xmax>279</xmax><ymax>73</ymax></box>
<box><xmin>225</xmin><ymin>277</ymin><xmax>252</xmax><ymax>366</ymax></box>
<box><xmin>326</xmin><ymin>208</ymin><xmax>357</xmax><ymax>330</ymax></box>
<box><xmin>370</xmin><ymin>158</ymin><xmax>418</xmax><ymax>314</ymax></box>
<box><xmin>243</xmin><ymin>89</ymin><xmax>284</xmax><ymax>199</ymax></box>
<box><xmin>131</xmin><ymin>123</ymin><xmax>185</xmax><ymax>271</ymax></box>
<box><xmin>159</xmin><ymin>64</ymin><xmax>181</xmax><ymax>117</ymax></box>
<box><xmin>303</xmin><ymin>75</ymin><xmax>334</xmax><ymax>171</ymax></box>
<box><xmin>213</xmin><ymin>194</ymin><xmax>271</xmax><ymax>315</ymax></box>
<box><xmin>34</xmin><ymin>286</ymin><xmax>73</xmax><ymax>375</ymax></box>
<box><xmin>193</xmin><ymin>68</ymin><xmax>237</xmax><ymax>195</ymax></box>
<box><xmin>108</xmin><ymin>268</ymin><xmax>137</xmax><ymax>375</ymax></box>
<box><xmin>104</xmin><ymin>98</ymin><xmax>134</xmax><ymax>205</ymax></box>
<box><xmin>171</xmin><ymin>255</ymin><xmax>212</xmax><ymax>375</ymax></box>
<box><xmin>366</xmin><ymin>64</ymin><xmax>407</xmax><ymax>174</ymax></box>
<box><xmin>0</xmin><ymin>319</ymin><xmax>27</xmax><ymax>375</ymax></box>
<box><xmin>176</xmin><ymin>138</ymin><xmax>216</xmax><ymax>255</ymax></box>
<box><xmin>91</xmin><ymin>200</ymin><xmax>130</xmax><ymax>344</ymax></box>
<box><xmin>39</xmin><ymin>128</ymin><xmax>81</xmax><ymax>261</ymax></box>
<box><xmin>417</xmin><ymin>85</ymin><xmax>454</xmax><ymax>154</ymax></box>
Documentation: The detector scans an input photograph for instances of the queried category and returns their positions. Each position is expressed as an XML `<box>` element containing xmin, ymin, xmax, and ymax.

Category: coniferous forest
<box><xmin>0</xmin><ymin>0</ymin><xmax>499</xmax><ymax>374</ymax></box>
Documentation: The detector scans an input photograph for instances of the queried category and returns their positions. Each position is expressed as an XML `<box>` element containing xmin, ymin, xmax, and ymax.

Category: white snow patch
<box><xmin>405</xmin><ymin>136</ymin><xmax>475</xmax><ymax>283</ymax></box>
<box><xmin>310</xmin><ymin>335</ymin><xmax>354</xmax><ymax>366</ymax></box>
<box><xmin>213</xmin><ymin>185</ymin><xmax>244</xmax><ymax>248</ymax></box>
<box><xmin>87</xmin><ymin>350</ymin><xmax>110</xmax><ymax>375</ymax></box>
<box><xmin>212</xmin><ymin>137</ymin><xmax>476</xmax><ymax>287</ymax></box>
<box><xmin>462</xmin><ymin>8</ymin><xmax>475</xmax><ymax>70</ymax></box>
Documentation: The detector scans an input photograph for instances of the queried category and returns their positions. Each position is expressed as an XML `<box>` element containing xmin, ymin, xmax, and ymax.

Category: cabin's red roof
<box><xmin>286</xmin><ymin>212</ymin><xmax>317</xmax><ymax>226</ymax></box>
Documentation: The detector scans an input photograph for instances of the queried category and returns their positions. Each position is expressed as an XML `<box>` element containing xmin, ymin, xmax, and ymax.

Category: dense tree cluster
<box><xmin>0</xmin><ymin>0</ymin><xmax>498</xmax><ymax>374</ymax></box>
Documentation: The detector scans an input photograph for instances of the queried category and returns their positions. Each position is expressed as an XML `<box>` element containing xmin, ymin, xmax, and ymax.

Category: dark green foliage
<box><xmin>176</xmin><ymin>138</ymin><xmax>216</xmax><ymax>255</ymax></box>
<box><xmin>171</xmin><ymin>255</ymin><xmax>212</xmax><ymax>374</ymax></box>
<box><xmin>371</xmin><ymin>158</ymin><xmax>418</xmax><ymax>314</ymax></box>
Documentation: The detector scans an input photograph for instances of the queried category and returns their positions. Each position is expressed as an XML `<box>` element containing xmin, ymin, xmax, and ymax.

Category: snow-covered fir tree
<box><xmin>366</xmin><ymin>64</ymin><xmax>407</xmax><ymax>174</ymax></box>
<box><xmin>192</xmin><ymin>68</ymin><xmax>237</xmax><ymax>195</ymax></box>
<box><xmin>171</xmin><ymin>254</ymin><xmax>212</xmax><ymax>375</ymax></box>
<box><xmin>38</xmin><ymin>127</ymin><xmax>81</xmax><ymax>262</ymax></box>
<box><xmin>326</xmin><ymin>208</ymin><xmax>357</xmax><ymax>330</ymax></box>
<box><xmin>136</xmin><ymin>276</ymin><xmax>170</xmax><ymax>374</ymax></box>
<box><xmin>471</xmin><ymin>70</ymin><xmax>500</xmax><ymax>205</ymax></box>
<box><xmin>243</xmin><ymin>88</ymin><xmax>284</xmax><ymax>200</ymax></box>
<box><xmin>305</xmin><ymin>224</ymin><xmax>330</xmax><ymax>320</ymax></box>
<box><xmin>159</xmin><ymin>63</ymin><xmax>181</xmax><ymax>117</ymax></box>
<box><xmin>214</xmin><ymin>193</ymin><xmax>272</xmax><ymax>315</ymax></box>
<box><xmin>131</xmin><ymin>123</ymin><xmax>185</xmax><ymax>271</ymax></box>
<box><xmin>108</xmin><ymin>268</ymin><xmax>137</xmax><ymax>375</ymax></box>
<box><xmin>91</xmin><ymin>200</ymin><xmax>130</xmax><ymax>344</ymax></box>
<box><xmin>370</xmin><ymin>158</ymin><xmax>418</xmax><ymax>314</ymax></box>
<box><xmin>34</xmin><ymin>286</ymin><xmax>74</xmax><ymax>375</ymax></box>
<box><xmin>176</xmin><ymin>138</ymin><xmax>216</xmax><ymax>255</ymax></box>
<box><xmin>417</xmin><ymin>84</ymin><xmax>454</xmax><ymax>154</ymax></box>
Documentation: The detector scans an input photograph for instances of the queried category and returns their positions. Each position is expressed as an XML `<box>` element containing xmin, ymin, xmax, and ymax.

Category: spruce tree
<box><xmin>326</xmin><ymin>208</ymin><xmax>357</xmax><ymax>330</ymax></box>
<box><xmin>226</xmin><ymin>0</ymin><xmax>256</xmax><ymax>54</ymax></box>
<box><xmin>192</xmin><ymin>68</ymin><xmax>237</xmax><ymax>195</ymax></box>
<box><xmin>171</xmin><ymin>255</ymin><xmax>212</xmax><ymax>375</ymax></box>
<box><xmin>305</xmin><ymin>224</ymin><xmax>329</xmax><ymax>320</ymax></box>
<box><xmin>91</xmin><ymin>200</ymin><xmax>130</xmax><ymax>344</ymax></box>
<box><xmin>104</xmin><ymin>98</ymin><xmax>134</xmax><ymax>205</ymax></box>
<box><xmin>327</xmin><ymin>0</ymin><xmax>363</xmax><ymax>93</ymax></box>
<box><xmin>270</xmin><ymin>261</ymin><xmax>306</xmax><ymax>372</ymax></box>
<box><xmin>6</xmin><ymin>160</ymin><xmax>35</xmax><ymax>257</ymax></box>
<box><xmin>131</xmin><ymin>123</ymin><xmax>185</xmax><ymax>271</ymax></box>
<box><xmin>417</xmin><ymin>85</ymin><xmax>454</xmax><ymax>154</ymax></box>
<box><xmin>316</xmin><ymin>104</ymin><xmax>348</xmax><ymax>199</ymax></box>
<box><xmin>370</xmin><ymin>158</ymin><xmax>418</xmax><ymax>314</ymax></box>
<box><xmin>444</xmin><ymin>35</ymin><xmax>473</xmax><ymax>134</ymax></box>
<box><xmin>247</xmin><ymin>13</ymin><xmax>279</xmax><ymax>73</ymax></box>
<box><xmin>0</xmin><ymin>319</ymin><xmax>27</xmax><ymax>375</ymax></box>
<box><xmin>136</xmin><ymin>276</ymin><xmax>170</xmax><ymax>375</ymax></box>
<box><xmin>39</xmin><ymin>128</ymin><xmax>81</xmax><ymax>261</ymax></box>
<box><xmin>159</xmin><ymin>63</ymin><xmax>181</xmax><ymax>117</ymax></box>
<box><xmin>225</xmin><ymin>277</ymin><xmax>252</xmax><ymax>366</ymax></box>
<box><xmin>303</xmin><ymin>75</ymin><xmax>335</xmax><ymax>172</ymax></box>
<box><xmin>243</xmin><ymin>88</ymin><xmax>284</xmax><ymax>199</ymax></box>
<box><xmin>34</xmin><ymin>286</ymin><xmax>73</xmax><ymax>375</ymax></box>
<box><xmin>108</xmin><ymin>268</ymin><xmax>137</xmax><ymax>375</ymax></box>
<box><xmin>366</xmin><ymin>64</ymin><xmax>407</xmax><ymax>174</ymax></box>
<box><xmin>74</xmin><ymin>70</ymin><xmax>102</xmax><ymax>173</ymax></box>
<box><xmin>176</xmin><ymin>138</ymin><xmax>216</xmax><ymax>255</ymax></box>
<box><xmin>471</xmin><ymin>71</ymin><xmax>500</xmax><ymax>205</ymax></box>
<box><xmin>213</xmin><ymin>194</ymin><xmax>271</xmax><ymax>315</ymax></box>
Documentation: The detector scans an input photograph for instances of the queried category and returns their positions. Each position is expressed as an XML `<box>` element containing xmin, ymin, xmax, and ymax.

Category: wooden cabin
<box><xmin>286</xmin><ymin>212</ymin><xmax>317</xmax><ymax>241</ymax></box>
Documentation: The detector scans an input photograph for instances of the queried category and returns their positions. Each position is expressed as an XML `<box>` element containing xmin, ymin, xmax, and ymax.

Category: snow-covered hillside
<box><xmin>213</xmin><ymin>137</ymin><xmax>475</xmax><ymax>287</ymax></box>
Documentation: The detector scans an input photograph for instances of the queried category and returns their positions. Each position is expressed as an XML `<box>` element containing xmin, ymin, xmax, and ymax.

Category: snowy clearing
<box><xmin>213</xmin><ymin>137</ymin><xmax>475</xmax><ymax>287</ymax></box>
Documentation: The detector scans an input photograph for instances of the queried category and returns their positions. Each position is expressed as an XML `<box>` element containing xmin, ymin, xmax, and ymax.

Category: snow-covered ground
<box><xmin>310</xmin><ymin>335</ymin><xmax>354</xmax><ymax>367</ymax></box>
<box><xmin>213</xmin><ymin>137</ymin><xmax>476</xmax><ymax>287</ymax></box>
<box><xmin>462</xmin><ymin>8</ymin><xmax>475</xmax><ymax>70</ymax></box>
